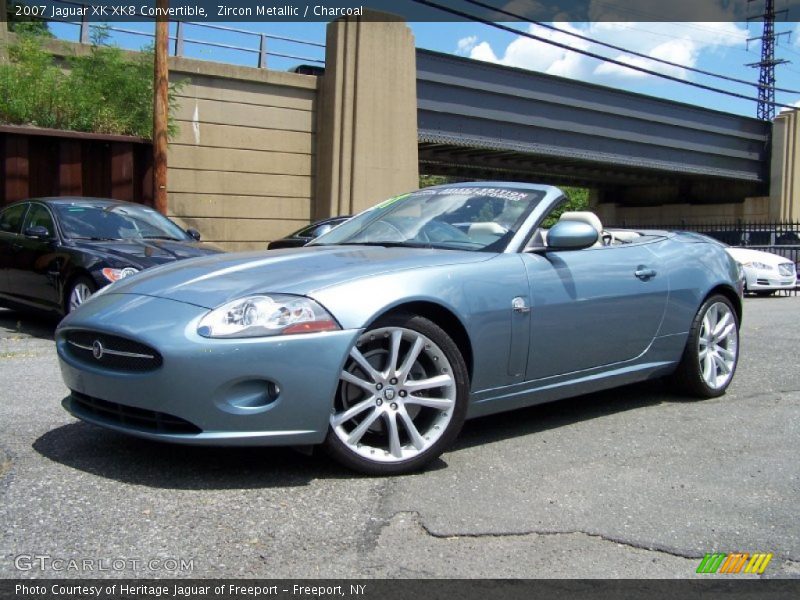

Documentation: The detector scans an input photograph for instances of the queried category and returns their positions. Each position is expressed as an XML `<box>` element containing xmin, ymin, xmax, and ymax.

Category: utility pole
<box><xmin>153</xmin><ymin>0</ymin><xmax>169</xmax><ymax>214</ymax></box>
<box><xmin>747</xmin><ymin>0</ymin><xmax>790</xmax><ymax>121</ymax></box>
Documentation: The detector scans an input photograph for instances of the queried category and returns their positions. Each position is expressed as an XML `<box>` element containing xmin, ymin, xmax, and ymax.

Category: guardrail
<box><xmin>36</xmin><ymin>0</ymin><xmax>326</xmax><ymax>69</ymax></box>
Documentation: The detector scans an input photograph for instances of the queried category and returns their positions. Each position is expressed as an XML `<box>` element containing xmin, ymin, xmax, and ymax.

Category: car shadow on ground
<box><xmin>33</xmin><ymin>420</ymin><xmax>357</xmax><ymax>489</ymax></box>
<box><xmin>33</xmin><ymin>380</ymin><xmax>683</xmax><ymax>488</ymax></box>
<box><xmin>0</xmin><ymin>309</ymin><xmax>58</xmax><ymax>341</ymax></box>
<box><xmin>453</xmin><ymin>379</ymin><xmax>683</xmax><ymax>452</ymax></box>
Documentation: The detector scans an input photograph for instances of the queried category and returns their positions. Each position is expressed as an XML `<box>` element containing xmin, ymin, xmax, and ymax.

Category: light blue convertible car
<box><xmin>56</xmin><ymin>183</ymin><xmax>742</xmax><ymax>474</ymax></box>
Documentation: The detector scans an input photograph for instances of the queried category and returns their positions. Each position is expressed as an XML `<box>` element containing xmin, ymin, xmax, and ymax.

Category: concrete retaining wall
<box><xmin>167</xmin><ymin>59</ymin><xmax>318</xmax><ymax>251</ymax></box>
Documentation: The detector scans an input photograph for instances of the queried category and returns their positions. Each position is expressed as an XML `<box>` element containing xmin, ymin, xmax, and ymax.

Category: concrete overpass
<box><xmin>416</xmin><ymin>49</ymin><xmax>770</xmax><ymax>208</ymax></box>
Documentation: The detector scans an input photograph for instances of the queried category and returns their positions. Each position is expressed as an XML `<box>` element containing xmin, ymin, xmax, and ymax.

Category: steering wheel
<box><xmin>418</xmin><ymin>221</ymin><xmax>474</xmax><ymax>244</ymax></box>
<box><xmin>358</xmin><ymin>219</ymin><xmax>406</xmax><ymax>242</ymax></box>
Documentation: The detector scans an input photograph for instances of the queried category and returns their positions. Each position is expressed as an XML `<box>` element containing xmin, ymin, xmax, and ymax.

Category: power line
<box><xmin>411</xmin><ymin>0</ymin><xmax>797</xmax><ymax>110</ymax></box>
<box><xmin>462</xmin><ymin>0</ymin><xmax>800</xmax><ymax>95</ymax></box>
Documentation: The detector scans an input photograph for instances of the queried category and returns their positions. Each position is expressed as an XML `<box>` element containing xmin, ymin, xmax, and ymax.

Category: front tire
<box><xmin>323</xmin><ymin>313</ymin><xmax>469</xmax><ymax>475</ymax></box>
<box><xmin>66</xmin><ymin>276</ymin><xmax>97</xmax><ymax>314</ymax></box>
<box><xmin>668</xmin><ymin>294</ymin><xmax>739</xmax><ymax>398</ymax></box>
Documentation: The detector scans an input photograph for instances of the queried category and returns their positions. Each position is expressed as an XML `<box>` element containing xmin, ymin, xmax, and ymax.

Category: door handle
<box><xmin>512</xmin><ymin>297</ymin><xmax>531</xmax><ymax>314</ymax></box>
<box><xmin>634</xmin><ymin>267</ymin><xmax>656</xmax><ymax>281</ymax></box>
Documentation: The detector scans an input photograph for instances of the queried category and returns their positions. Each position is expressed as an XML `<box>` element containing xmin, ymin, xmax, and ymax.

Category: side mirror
<box><xmin>546</xmin><ymin>220</ymin><xmax>598</xmax><ymax>250</ymax></box>
<box><xmin>186</xmin><ymin>228</ymin><xmax>201</xmax><ymax>241</ymax></box>
<box><xmin>24</xmin><ymin>225</ymin><xmax>51</xmax><ymax>239</ymax></box>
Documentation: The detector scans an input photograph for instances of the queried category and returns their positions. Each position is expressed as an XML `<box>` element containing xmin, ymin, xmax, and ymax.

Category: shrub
<box><xmin>0</xmin><ymin>28</ymin><xmax>182</xmax><ymax>139</ymax></box>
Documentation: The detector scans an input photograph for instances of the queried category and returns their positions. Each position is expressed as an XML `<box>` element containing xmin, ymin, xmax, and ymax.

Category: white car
<box><xmin>725</xmin><ymin>247</ymin><xmax>798</xmax><ymax>295</ymax></box>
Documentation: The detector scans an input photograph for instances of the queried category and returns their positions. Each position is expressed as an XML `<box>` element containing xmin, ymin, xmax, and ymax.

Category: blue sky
<box><xmin>47</xmin><ymin>18</ymin><xmax>800</xmax><ymax>119</ymax></box>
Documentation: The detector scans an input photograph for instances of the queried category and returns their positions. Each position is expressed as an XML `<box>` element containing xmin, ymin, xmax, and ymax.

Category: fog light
<box><xmin>216</xmin><ymin>380</ymin><xmax>281</xmax><ymax>414</ymax></box>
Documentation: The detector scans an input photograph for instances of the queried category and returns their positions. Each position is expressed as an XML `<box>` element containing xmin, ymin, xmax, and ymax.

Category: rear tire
<box><xmin>668</xmin><ymin>294</ymin><xmax>739</xmax><ymax>398</ymax></box>
<box><xmin>323</xmin><ymin>312</ymin><xmax>469</xmax><ymax>475</ymax></box>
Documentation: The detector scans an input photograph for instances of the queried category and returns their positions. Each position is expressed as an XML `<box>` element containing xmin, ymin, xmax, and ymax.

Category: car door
<box><xmin>8</xmin><ymin>203</ymin><xmax>63</xmax><ymax>311</ymax></box>
<box><xmin>0</xmin><ymin>203</ymin><xmax>30</xmax><ymax>300</ymax></box>
<box><xmin>521</xmin><ymin>240</ymin><xmax>669</xmax><ymax>380</ymax></box>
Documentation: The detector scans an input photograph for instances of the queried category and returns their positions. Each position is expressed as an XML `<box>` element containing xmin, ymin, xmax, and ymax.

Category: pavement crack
<box><xmin>393</xmin><ymin>511</ymin><xmax>704</xmax><ymax>560</ymax></box>
<box><xmin>401</xmin><ymin>513</ymin><xmax>800</xmax><ymax>565</ymax></box>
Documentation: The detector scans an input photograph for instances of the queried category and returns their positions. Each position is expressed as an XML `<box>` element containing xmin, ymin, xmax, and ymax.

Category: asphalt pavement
<box><xmin>1</xmin><ymin>296</ymin><xmax>798</xmax><ymax>579</ymax></box>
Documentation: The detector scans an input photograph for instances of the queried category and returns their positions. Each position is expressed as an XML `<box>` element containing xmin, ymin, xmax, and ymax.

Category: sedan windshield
<box><xmin>311</xmin><ymin>186</ymin><xmax>546</xmax><ymax>251</ymax></box>
<box><xmin>54</xmin><ymin>203</ymin><xmax>190</xmax><ymax>242</ymax></box>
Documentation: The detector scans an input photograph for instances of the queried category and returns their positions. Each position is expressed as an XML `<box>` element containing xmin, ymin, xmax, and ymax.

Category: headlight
<box><xmin>197</xmin><ymin>295</ymin><xmax>340</xmax><ymax>338</ymax></box>
<box><xmin>742</xmin><ymin>261</ymin><xmax>771</xmax><ymax>271</ymax></box>
<box><xmin>742</xmin><ymin>260</ymin><xmax>772</xmax><ymax>271</ymax></box>
<box><xmin>101</xmin><ymin>267</ymin><xmax>139</xmax><ymax>282</ymax></box>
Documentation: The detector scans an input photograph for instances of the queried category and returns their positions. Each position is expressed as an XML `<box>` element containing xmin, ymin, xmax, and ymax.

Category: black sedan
<box><xmin>0</xmin><ymin>197</ymin><xmax>223</xmax><ymax>316</ymax></box>
<box><xmin>267</xmin><ymin>216</ymin><xmax>350</xmax><ymax>249</ymax></box>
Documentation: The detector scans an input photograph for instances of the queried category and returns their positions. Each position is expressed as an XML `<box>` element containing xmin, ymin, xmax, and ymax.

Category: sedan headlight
<box><xmin>101</xmin><ymin>267</ymin><xmax>139</xmax><ymax>282</ymax></box>
<box><xmin>197</xmin><ymin>295</ymin><xmax>340</xmax><ymax>338</ymax></box>
<box><xmin>742</xmin><ymin>261</ymin><xmax>772</xmax><ymax>271</ymax></box>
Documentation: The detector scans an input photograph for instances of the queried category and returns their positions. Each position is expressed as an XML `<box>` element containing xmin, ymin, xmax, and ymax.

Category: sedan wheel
<box><xmin>67</xmin><ymin>278</ymin><xmax>96</xmax><ymax>313</ymax></box>
<box><xmin>324</xmin><ymin>313</ymin><xmax>469</xmax><ymax>475</ymax></box>
<box><xmin>668</xmin><ymin>294</ymin><xmax>739</xmax><ymax>398</ymax></box>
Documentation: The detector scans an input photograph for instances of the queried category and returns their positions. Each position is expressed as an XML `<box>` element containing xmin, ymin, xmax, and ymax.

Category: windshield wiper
<box><xmin>142</xmin><ymin>235</ymin><xmax>179</xmax><ymax>240</ymax></box>
<box><xmin>71</xmin><ymin>236</ymin><xmax>118</xmax><ymax>241</ymax></box>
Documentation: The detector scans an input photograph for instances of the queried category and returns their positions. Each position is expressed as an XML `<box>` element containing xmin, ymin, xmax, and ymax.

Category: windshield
<box><xmin>54</xmin><ymin>203</ymin><xmax>190</xmax><ymax>242</ymax></box>
<box><xmin>311</xmin><ymin>186</ymin><xmax>546</xmax><ymax>251</ymax></box>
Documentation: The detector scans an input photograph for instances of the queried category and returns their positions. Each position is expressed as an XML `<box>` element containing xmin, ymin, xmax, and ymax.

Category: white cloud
<box><xmin>467</xmin><ymin>22</ymin><xmax>592</xmax><ymax>79</ymax></box>
<box><xmin>594</xmin><ymin>39</ymin><xmax>694</xmax><ymax>79</ymax></box>
<box><xmin>464</xmin><ymin>21</ymin><xmax>749</xmax><ymax>85</ymax></box>
<box><xmin>469</xmin><ymin>41</ymin><xmax>500</xmax><ymax>63</ymax></box>
<box><xmin>456</xmin><ymin>35</ymin><xmax>478</xmax><ymax>55</ymax></box>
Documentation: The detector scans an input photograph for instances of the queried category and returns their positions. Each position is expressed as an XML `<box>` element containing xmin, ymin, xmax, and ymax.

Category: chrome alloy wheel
<box><xmin>331</xmin><ymin>326</ymin><xmax>457</xmax><ymax>463</ymax></box>
<box><xmin>68</xmin><ymin>283</ymin><xmax>93</xmax><ymax>312</ymax></box>
<box><xmin>698</xmin><ymin>301</ymin><xmax>738</xmax><ymax>390</ymax></box>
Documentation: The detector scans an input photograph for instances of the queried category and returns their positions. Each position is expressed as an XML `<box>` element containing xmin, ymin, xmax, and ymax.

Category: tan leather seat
<box><xmin>610</xmin><ymin>230</ymin><xmax>641</xmax><ymax>243</ymax></box>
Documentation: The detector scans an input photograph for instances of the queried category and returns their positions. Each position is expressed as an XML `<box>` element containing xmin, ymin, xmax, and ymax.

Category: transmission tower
<box><xmin>747</xmin><ymin>0</ymin><xmax>790</xmax><ymax>120</ymax></box>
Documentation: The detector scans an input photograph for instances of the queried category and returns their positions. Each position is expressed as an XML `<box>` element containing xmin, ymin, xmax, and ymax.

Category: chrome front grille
<box><xmin>64</xmin><ymin>330</ymin><xmax>163</xmax><ymax>372</ymax></box>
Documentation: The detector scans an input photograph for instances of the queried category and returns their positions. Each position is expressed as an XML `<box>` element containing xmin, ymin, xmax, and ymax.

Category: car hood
<box><xmin>725</xmin><ymin>247</ymin><xmax>792</xmax><ymax>266</ymax></box>
<box><xmin>71</xmin><ymin>238</ymin><xmax>222</xmax><ymax>267</ymax></box>
<box><xmin>103</xmin><ymin>245</ymin><xmax>493</xmax><ymax>309</ymax></box>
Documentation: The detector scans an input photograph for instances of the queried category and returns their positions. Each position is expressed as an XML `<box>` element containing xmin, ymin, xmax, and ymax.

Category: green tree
<box><xmin>0</xmin><ymin>28</ymin><xmax>182</xmax><ymax>138</ymax></box>
<box><xmin>542</xmin><ymin>186</ymin><xmax>590</xmax><ymax>227</ymax></box>
<box><xmin>419</xmin><ymin>174</ymin><xmax>458</xmax><ymax>188</ymax></box>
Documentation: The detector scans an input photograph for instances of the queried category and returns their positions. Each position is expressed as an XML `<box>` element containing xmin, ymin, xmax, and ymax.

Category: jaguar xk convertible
<box><xmin>56</xmin><ymin>183</ymin><xmax>743</xmax><ymax>474</ymax></box>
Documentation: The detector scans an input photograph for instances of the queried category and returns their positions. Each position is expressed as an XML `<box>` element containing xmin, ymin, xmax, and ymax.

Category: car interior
<box><xmin>526</xmin><ymin>210</ymin><xmax>644</xmax><ymax>250</ymax></box>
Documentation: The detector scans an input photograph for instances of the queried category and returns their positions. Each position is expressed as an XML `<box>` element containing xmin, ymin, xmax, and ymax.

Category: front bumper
<box><xmin>57</xmin><ymin>293</ymin><xmax>360</xmax><ymax>446</ymax></box>
<box><xmin>744</xmin><ymin>270</ymin><xmax>797</xmax><ymax>291</ymax></box>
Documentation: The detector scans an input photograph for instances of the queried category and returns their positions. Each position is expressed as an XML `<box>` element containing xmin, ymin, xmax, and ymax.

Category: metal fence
<box><xmin>36</xmin><ymin>0</ymin><xmax>325</xmax><ymax>70</ymax></box>
<box><xmin>610</xmin><ymin>220</ymin><xmax>800</xmax><ymax>296</ymax></box>
<box><xmin>1</xmin><ymin>126</ymin><xmax>154</xmax><ymax>207</ymax></box>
